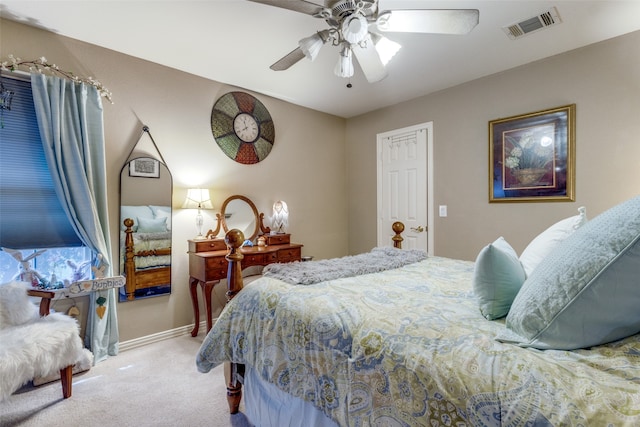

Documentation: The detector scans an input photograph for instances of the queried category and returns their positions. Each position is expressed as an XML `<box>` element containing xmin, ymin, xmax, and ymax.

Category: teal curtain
<box><xmin>30</xmin><ymin>74</ymin><xmax>118</xmax><ymax>364</ymax></box>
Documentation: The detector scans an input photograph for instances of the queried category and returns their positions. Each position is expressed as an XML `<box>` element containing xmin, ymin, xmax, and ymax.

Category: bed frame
<box><xmin>221</xmin><ymin>221</ymin><xmax>406</xmax><ymax>413</ymax></box>
<box><xmin>122</xmin><ymin>218</ymin><xmax>172</xmax><ymax>301</ymax></box>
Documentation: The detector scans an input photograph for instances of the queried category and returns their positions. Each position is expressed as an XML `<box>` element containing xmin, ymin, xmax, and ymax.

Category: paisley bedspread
<box><xmin>196</xmin><ymin>256</ymin><xmax>640</xmax><ymax>426</ymax></box>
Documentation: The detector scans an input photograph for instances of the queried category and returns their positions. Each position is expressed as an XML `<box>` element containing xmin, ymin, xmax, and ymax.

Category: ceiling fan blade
<box><xmin>248</xmin><ymin>0</ymin><xmax>329</xmax><ymax>16</ymax></box>
<box><xmin>270</xmin><ymin>47</ymin><xmax>306</xmax><ymax>71</ymax></box>
<box><xmin>377</xmin><ymin>9</ymin><xmax>479</xmax><ymax>34</ymax></box>
<box><xmin>352</xmin><ymin>35</ymin><xmax>388</xmax><ymax>83</ymax></box>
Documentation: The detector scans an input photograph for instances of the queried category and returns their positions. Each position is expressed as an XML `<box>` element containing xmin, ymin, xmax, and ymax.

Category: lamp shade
<box><xmin>182</xmin><ymin>188</ymin><xmax>213</xmax><ymax>209</ymax></box>
<box><xmin>341</xmin><ymin>14</ymin><xmax>369</xmax><ymax>44</ymax></box>
<box><xmin>299</xmin><ymin>29</ymin><xmax>331</xmax><ymax>61</ymax></box>
<box><xmin>334</xmin><ymin>45</ymin><xmax>354</xmax><ymax>78</ymax></box>
<box><xmin>299</xmin><ymin>34</ymin><xmax>323</xmax><ymax>61</ymax></box>
<box><xmin>373</xmin><ymin>34</ymin><xmax>401</xmax><ymax>66</ymax></box>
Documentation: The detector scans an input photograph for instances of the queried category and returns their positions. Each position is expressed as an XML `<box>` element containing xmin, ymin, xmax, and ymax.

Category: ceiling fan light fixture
<box><xmin>375</xmin><ymin>10</ymin><xmax>392</xmax><ymax>31</ymax></box>
<box><xmin>334</xmin><ymin>45</ymin><xmax>354</xmax><ymax>78</ymax></box>
<box><xmin>372</xmin><ymin>34</ymin><xmax>401</xmax><ymax>66</ymax></box>
<box><xmin>299</xmin><ymin>32</ymin><xmax>325</xmax><ymax>61</ymax></box>
<box><xmin>342</xmin><ymin>14</ymin><xmax>368</xmax><ymax>44</ymax></box>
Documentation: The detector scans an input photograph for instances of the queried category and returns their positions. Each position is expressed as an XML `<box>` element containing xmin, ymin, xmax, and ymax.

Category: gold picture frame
<box><xmin>489</xmin><ymin>104</ymin><xmax>575</xmax><ymax>202</ymax></box>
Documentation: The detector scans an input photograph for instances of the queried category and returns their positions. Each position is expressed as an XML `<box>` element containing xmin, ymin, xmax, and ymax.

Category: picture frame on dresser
<box><xmin>489</xmin><ymin>104</ymin><xmax>575</xmax><ymax>203</ymax></box>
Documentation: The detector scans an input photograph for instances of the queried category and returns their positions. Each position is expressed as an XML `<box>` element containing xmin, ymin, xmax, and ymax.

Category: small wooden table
<box><xmin>188</xmin><ymin>236</ymin><xmax>302</xmax><ymax>336</ymax></box>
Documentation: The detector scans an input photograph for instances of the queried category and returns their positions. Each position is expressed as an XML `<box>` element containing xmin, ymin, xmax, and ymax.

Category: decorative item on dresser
<box><xmin>188</xmin><ymin>195</ymin><xmax>302</xmax><ymax>337</ymax></box>
<box><xmin>182</xmin><ymin>188</ymin><xmax>214</xmax><ymax>240</ymax></box>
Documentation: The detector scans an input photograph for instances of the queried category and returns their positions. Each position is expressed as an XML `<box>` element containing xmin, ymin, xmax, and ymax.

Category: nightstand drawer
<box><xmin>190</xmin><ymin>239</ymin><xmax>226</xmax><ymax>253</ymax></box>
<box><xmin>277</xmin><ymin>247</ymin><xmax>301</xmax><ymax>263</ymax></box>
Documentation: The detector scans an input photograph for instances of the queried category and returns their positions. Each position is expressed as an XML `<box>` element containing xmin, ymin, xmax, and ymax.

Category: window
<box><xmin>0</xmin><ymin>75</ymin><xmax>90</xmax><ymax>287</ymax></box>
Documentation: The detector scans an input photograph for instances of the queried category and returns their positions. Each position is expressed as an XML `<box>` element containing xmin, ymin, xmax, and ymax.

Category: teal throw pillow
<box><xmin>473</xmin><ymin>237</ymin><xmax>526</xmax><ymax>320</ymax></box>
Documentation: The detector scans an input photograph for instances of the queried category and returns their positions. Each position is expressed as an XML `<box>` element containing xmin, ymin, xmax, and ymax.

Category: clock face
<box><xmin>211</xmin><ymin>92</ymin><xmax>275</xmax><ymax>164</ymax></box>
<box><xmin>233</xmin><ymin>113</ymin><xmax>259</xmax><ymax>143</ymax></box>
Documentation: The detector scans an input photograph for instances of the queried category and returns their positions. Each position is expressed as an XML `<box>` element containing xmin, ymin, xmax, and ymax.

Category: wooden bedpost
<box><xmin>224</xmin><ymin>229</ymin><xmax>245</xmax><ymax>414</ymax></box>
<box><xmin>392</xmin><ymin>221</ymin><xmax>405</xmax><ymax>249</ymax></box>
<box><xmin>123</xmin><ymin>218</ymin><xmax>136</xmax><ymax>300</ymax></box>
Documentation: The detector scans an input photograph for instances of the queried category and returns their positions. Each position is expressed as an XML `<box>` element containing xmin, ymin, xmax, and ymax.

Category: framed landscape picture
<box><xmin>489</xmin><ymin>104</ymin><xmax>575</xmax><ymax>202</ymax></box>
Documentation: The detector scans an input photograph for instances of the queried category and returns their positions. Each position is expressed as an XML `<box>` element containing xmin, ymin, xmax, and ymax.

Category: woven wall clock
<box><xmin>211</xmin><ymin>91</ymin><xmax>275</xmax><ymax>164</ymax></box>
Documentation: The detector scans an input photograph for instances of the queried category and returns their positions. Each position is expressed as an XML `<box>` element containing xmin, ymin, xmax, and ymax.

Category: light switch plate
<box><xmin>439</xmin><ymin>205</ymin><xmax>447</xmax><ymax>217</ymax></box>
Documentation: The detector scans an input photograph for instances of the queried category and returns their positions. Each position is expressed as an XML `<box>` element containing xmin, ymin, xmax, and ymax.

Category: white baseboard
<box><xmin>119</xmin><ymin>319</ymin><xmax>216</xmax><ymax>352</ymax></box>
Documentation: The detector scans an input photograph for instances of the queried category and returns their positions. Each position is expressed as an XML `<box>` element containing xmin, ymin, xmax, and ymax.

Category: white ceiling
<box><xmin>2</xmin><ymin>1</ymin><xmax>640</xmax><ymax>118</ymax></box>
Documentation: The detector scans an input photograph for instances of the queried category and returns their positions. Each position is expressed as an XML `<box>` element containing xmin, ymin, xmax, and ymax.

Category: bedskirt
<box><xmin>244</xmin><ymin>365</ymin><xmax>338</xmax><ymax>427</ymax></box>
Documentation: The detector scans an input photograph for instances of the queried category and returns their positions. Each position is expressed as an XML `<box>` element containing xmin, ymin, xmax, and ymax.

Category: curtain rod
<box><xmin>1</xmin><ymin>55</ymin><xmax>112</xmax><ymax>102</ymax></box>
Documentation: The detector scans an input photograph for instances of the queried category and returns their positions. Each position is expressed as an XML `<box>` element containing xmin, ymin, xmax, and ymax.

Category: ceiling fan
<box><xmin>249</xmin><ymin>0</ymin><xmax>479</xmax><ymax>83</ymax></box>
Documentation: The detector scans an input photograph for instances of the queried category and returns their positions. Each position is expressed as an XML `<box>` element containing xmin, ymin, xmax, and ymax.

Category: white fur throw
<box><xmin>0</xmin><ymin>281</ymin><xmax>84</xmax><ymax>401</ymax></box>
<box><xmin>263</xmin><ymin>246</ymin><xmax>428</xmax><ymax>285</ymax></box>
<box><xmin>0</xmin><ymin>281</ymin><xmax>39</xmax><ymax>328</ymax></box>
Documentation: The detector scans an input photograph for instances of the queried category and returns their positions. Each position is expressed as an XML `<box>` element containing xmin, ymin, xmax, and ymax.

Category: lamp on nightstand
<box><xmin>182</xmin><ymin>188</ymin><xmax>213</xmax><ymax>240</ymax></box>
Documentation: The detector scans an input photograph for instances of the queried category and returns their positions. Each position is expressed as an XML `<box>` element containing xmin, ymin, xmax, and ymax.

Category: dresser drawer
<box><xmin>205</xmin><ymin>257</ymin><xmax>228</xmax><ymax>280</ymax></box>
<box><xmin>190</xmin><ymin>239</ymin><xmax>226</xmax><ymax>253</ymax></box>
<box><xmin>265</xmin><ymin>252</ymin><xmax>279</xmax><ymax>264</ymax></box>
<box><xmin>266</xmin><ymin>234</ymin><xmax>290</xmax><ymax>245</ymax></box>
<box><xmin>277</xmin><ymin>247</ymin><xmax>301</xmax><ymax>263</ymax></box>
<box><xmin>243</xmin><ymin>253</ymin><xmax>266</xmax><ymax>266</ymax></box>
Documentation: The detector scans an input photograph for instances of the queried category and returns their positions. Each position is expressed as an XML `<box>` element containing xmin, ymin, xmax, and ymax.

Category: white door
<box><xmin>377</xmin><ymin>122</ymin><xmax>433</xmax><ymax>254</ymax></box>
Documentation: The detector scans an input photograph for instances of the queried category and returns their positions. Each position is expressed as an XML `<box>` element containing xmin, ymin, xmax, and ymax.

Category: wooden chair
<box><xmin>0</xmin><ymin>282</ymin><xmax>84</xmax><ymax>401</ymax></box>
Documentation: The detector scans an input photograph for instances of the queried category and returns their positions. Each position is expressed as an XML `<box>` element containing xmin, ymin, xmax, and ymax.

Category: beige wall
<box><xmin>3</xmin><ymin>18</ymin><xmax>640</xmax><ymax>342</ymax></box>
<box><xmin>1</xmin><ymin>19</ymin><xmax>348</xmax><ymax>341</ymax></box>
<box><xmin>346</xmin><ymin>30</ymin><xmax>640</xmax><ymax>261</ymax></box>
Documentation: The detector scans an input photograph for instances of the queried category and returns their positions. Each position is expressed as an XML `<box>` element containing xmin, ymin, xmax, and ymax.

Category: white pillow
<box><xmin>519</xmin><ymin>207</ymin><xmax>587</xmax><ymax>277</ymax></box>
<box><xmin>136</xmin><ymin>216</ymin><xmax>168</xmax><ymax>233</ymax></box>
<box><xmin>149</xmin><ymin>205</ymin><xmax>172</xmax><ymax>231</ymax></box>
<box><xmin>120</xmin><ymin>205</ymin><xmax>155</xmax><ymax>231</ymax></box>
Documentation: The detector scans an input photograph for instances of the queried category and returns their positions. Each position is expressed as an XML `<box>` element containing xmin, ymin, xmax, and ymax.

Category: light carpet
<box><xmin>0</xmin><ymin>334</ymin><xmax>253</xmax><ymax>427</ymax></box>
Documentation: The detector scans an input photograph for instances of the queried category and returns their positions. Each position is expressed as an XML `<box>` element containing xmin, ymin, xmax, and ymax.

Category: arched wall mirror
<box><xmin>208</xmin><ymin>195</ymin><xmax>268</xmax><ymax>242</ymax></box>
<box><xmin>119</xmin><ymin>126</ymin><xmax>172</xmax><ymax>302</ymax></box>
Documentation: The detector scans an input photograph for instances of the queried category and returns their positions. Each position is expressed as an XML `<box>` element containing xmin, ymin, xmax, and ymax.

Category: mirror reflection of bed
<box><xmin>119</xmin><ymin>159</ymin><xmax>172</xmax><ymax>301</ymax></box>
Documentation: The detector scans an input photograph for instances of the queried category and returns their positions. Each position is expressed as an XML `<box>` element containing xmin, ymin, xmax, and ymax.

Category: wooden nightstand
<box><xmin>188</xmin><ymin>235</ymin><xmax>303</xmax><ymax>336</ymax></box>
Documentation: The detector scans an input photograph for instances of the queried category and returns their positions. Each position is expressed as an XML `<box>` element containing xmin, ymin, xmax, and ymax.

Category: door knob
<box><xmin>410</xmin><ymin>226</ymin><xmax>425</xmax><ymax>233</ymax></box>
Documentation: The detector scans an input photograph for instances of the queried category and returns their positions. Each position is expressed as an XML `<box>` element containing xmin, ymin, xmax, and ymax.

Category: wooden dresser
<box><xmin>188</xmin><ymin>234</ymin><xmax>302</xmax><ymax>336</ymax></box>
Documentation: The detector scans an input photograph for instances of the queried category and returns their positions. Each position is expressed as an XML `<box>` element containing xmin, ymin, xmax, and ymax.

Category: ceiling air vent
<box><xmin>502</xmin><ymin>7</ymin><xmax>562</xmax><ymax>40</ymax></box>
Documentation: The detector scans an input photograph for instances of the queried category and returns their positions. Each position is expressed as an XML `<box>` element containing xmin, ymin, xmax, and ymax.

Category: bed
<box><xmin>196</xmin><ymin>196</ymin><xmax>640</xmax><ymax>426</ymax></box>
<box><xmin>120</xmin><ymin>205</ymin><xmax>172</xmax><ymax>301</ymax></box>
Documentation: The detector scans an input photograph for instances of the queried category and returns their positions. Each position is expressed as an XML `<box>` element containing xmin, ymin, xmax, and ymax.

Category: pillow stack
<box><xmin>120</xmin><ymin>205</ymin><xmax>172</xmax><ymax>232</ymax></box>
<box><xmin>503</xmin><ymin>195</ymin><xmax>640</xmax><ymax>350</ymax></box>
<box><xmin>473</xmin><ymin>207</ymin><xmax>587</xmax><ymax>320</ymax></box>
